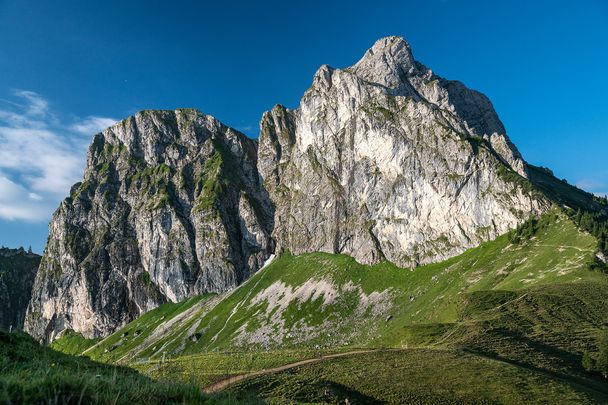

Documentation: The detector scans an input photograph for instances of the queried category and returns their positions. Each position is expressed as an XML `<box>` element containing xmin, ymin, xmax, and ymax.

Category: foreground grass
<box><xmin>227</xmin><ymin>349</ymin><xmax>608</xmax><ymax>404</ymax></box>
<box><xmin>0</xmin><ymin>331</ymin><xmax>256</xmax><ymax>404</ymax></box>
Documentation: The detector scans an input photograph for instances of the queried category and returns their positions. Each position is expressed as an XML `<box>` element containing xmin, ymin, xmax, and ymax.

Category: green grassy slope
<box><xmin>79</xmin><ymin>211</ymin><xmax>606</xmax><ymax>363</ymax></box>
<box><xmin>227</xmin><ymin>349</ymin><xmax>608</xmax><ymax>404</ymax></box>
<box><xmin>49</xmin><ymin>329</ymin><xmax>100</xmax><ymax>355</ymax></box>
<box><xmin>0</xmin><ymin>330</ymin><xmax>236</xmax><ymax>404</ymax></box>
<box><xmin>48</xmin><ymin>209</ymin><xmax>608</xmax><ymax>403</ymax></box>
<box><xmin>81</xmin><ymin>294</ymin><xmax>214</xmax><ymax>363</ymax></box>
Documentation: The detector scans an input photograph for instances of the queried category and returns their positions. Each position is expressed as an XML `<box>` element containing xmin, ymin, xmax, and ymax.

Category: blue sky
<box><xmin>0</xmin><ymin>0</ymin><xmax>607</xmax><ymax>253</ymax></box>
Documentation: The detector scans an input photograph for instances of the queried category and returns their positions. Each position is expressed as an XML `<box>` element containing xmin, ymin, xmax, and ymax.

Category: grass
<box><xmin>194</xmin><ymin>150</ymin><xmax>224</xmax><ymax>212</ymax></box>
<box><xmin>227</xmin><ymin>349</ymin><xmax>608</xmax><ymax>404</ymax></box>
<box><xmin>132</xmin><ymin>348</ymin><xmax>349</xmax><ymax>388</ymax></box>
<box><xmin>49</xmin><ymin>210</ymin><xmax>608</xmax><ymax>403</ymax></box>
<box><xmin>49</xmin><ymin>329</ymin><xmax>99</xmax><ymax>355</ymax></box>
<box><xmin>0</xmin><ymin>331</ymin><xmax>244</xmax><ymax>404</ymax></box>
<box><xmin>77</xmin><ymin>210</ymin><xmax>604</xmax><ymax>363</ymax></box>
<box><xmin>84</xmin><ymin>294</ymin><xmax>212</xmax><ymax>363</ymax></box>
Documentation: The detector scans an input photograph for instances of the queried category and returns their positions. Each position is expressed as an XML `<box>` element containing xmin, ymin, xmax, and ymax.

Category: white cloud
<box><xmin>70</xmin><ymin>116</ymin><xmax>118</xmax><ymax>135</ymax></box>
<box><xmin>15</xmin><ymin>90</ymin><xmax>51</xmax><ymax>117</ymax></box>
<box><xmin>0</xmin><ymin>90</ymin><xmax>117</xmax><ymax>222</ymax></box>
<box><xmin>0</xmin><ymin>174</ymin><xmax>51</xmax><ymax>221</ymax></box>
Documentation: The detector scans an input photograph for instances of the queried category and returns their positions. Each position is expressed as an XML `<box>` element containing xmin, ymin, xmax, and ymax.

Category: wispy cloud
<box><xmin>70</xmin><ymin>116</ymin><xmax>118</xmax><ymax>135</ymax></box>
<box><xmin>0</xmin><ymin>90</ymin><xmax>116</xmax><ymax>222</ymax></box>
<box><xmin>575</xmin><ymin>179</ymin><xmax>608</xmax><ymax>198</ymax></box>
<box><xmin>0</xmin><ymin>174</ymin><xmax>49</xmax><ymax>221</ymax></box>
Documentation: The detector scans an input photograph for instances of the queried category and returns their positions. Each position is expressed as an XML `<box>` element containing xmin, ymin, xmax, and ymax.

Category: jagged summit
<box><xmin>104</xmin><ymin>109</ymin><xmax>250</xmax><ymax>166</ymax></box>
<box><xmin>258</xmin><ymin>37</ymin><xmax>548</xmax><ymax>268</ymax></box>
<box><xmin>351</xmin><ymin>36</ymin><xmax>416</xmax><ymax>87</ymax></box>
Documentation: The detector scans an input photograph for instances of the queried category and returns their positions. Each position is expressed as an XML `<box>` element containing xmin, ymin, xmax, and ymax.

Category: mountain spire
<box><xmin>351</xmin><ymin>36</ymin><xmax>416</xmax><ymax>87</ymax></box>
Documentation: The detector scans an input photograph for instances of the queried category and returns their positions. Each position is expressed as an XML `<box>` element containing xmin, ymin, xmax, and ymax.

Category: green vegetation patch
<box><xmin>85</xmin><ymin>294</ymin><xmax>212</xmax><ymax>363</ymax></box>
<box><xmin>227</xmin><ymin>349</ymin><xmax>608</xmax><ymax>404</ymax></box>
<box><xmin>0</xmin><ymin>331</ymin><xmax>219</xmax><ymax>404</ymax></box>
<box><xmin>50</xmin><ymin>329</ymin><xmax>99</xmax><ymax>355</ymax></box>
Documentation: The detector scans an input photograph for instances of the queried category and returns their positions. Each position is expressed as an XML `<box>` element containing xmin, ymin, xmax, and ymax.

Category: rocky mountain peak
<box><xmin>258</xmin><ymin>36</ymin><xmax>549</xmax><ymax>269</ymax></box>
<box><xmin>25</xmin><ymin>109</ymin><xmax>274</xmax><ymax>341</ymax></box>
<box><xmin>0</xmin><ymin>247</ymin><xmax>40</xmax><ymax>332</ymax></box>
<box><xmin>351</xmin><ymin>36</ymin><xmax>415</xmax><ymax>88</ymax></box>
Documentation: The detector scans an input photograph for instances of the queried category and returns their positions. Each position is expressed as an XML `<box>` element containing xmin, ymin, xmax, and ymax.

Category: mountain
<box><xmin>258</xmin><ymin>36</ymin><xmax>604</xmax><ymax>268</ymax></box>
<box><xmin>25</xmin><ymin>36</ymin><xmax>606</xmax><ymax>343</ymax></box>
<box><xmin>25</xmin><ymin>109</ymin><xmax>274</xmax><ymax>341</ymax></box>
<box><xmin>0</xmin><ymin>247</ymin><xmax>40</xmax><ymax>331</ymax></box>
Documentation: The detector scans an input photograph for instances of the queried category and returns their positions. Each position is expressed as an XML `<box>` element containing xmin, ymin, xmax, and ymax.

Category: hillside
<box><xmin>51</xmin><ymin>210</ymin><xmax>608</xmax><ymax>402</ymax></box>
<box><xmin>81</xmin><ymin>211</ymin><xmax>604</xmax><ymax>358</ymax></box>
<box><xmin>0</xmin><ymin>330</ymin><xmax>243</xmax><ymax>404</ymax></box>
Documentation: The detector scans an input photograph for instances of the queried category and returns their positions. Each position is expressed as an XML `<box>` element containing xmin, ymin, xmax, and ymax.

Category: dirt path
<box><xmin>202</xmin><ymin>349</ymin><xmax>376</xmax><ymax>394</ymax></box>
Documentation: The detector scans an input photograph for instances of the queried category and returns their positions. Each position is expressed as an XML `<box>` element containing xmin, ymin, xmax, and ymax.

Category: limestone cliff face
<box><xmin>258</xmin><ymin>36</ymin><xmax>548</xmax><ymax>267</ymax></box>
<box><xmin>0</xmin><ymin>247</ymin><xmax>40</xmax><ymax>331</ymax></box>
<box><xmin>25</xmin><ymin>109</ymin><xmax>273</xmax><ymax>341</ymax></box>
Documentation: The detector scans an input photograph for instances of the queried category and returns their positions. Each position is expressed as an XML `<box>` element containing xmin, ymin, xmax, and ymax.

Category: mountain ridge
<box><xmin>24</xmin><ymin>36</ymin><xmax>607</xmax><ymax>342</ymax></box>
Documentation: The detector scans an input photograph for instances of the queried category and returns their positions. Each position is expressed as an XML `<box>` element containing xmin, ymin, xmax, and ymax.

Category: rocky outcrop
<box><xmin>25</xmin><ymin>110</ymin><xmax>274</xmax><ymax>341</ymax></box>
<box><xmin>258</xmin><ymin>36</ymin><xmax>549</xmax><ymax>267</ymax></box>
<box><xmin>0</xmin><ymin>247</ymin><xmax>40</xmax><ymax>331</ymax></box>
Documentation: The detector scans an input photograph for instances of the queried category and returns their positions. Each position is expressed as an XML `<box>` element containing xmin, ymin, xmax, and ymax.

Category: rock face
<box><xmin>25</xmin><ymin>110</ymin><xmax>273</xmax><ymax>341</ymax></box>
<box><xmin>0</xmin><ymin>247</ymin><xmax>40</xmax><ymax>331</ymax></box>
<box><xmin>258</xmin><ymin>36</ymin><xmax>548</xmax><ymax>267</ymax></box>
